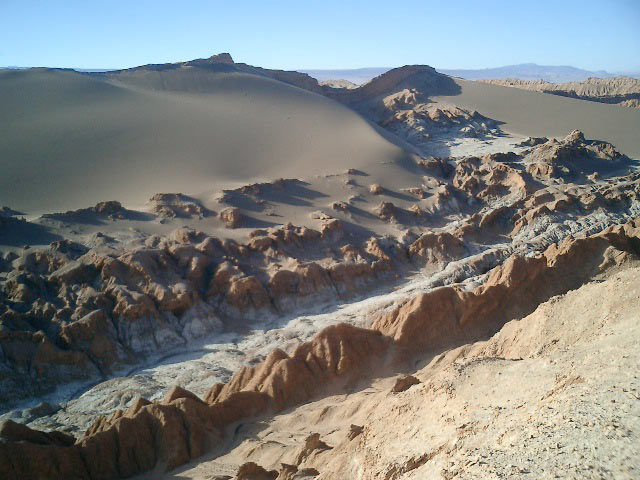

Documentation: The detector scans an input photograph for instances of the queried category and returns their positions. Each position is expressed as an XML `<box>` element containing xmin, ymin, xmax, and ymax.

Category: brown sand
<box><xmin>0</xmin><ymin>68</ymin><xmax>406</xmax><ymax>214</ymax></box>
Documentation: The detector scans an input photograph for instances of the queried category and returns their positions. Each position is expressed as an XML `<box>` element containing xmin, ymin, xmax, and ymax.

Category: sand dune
<box><xmin>0</xmin><ymin>67</ymin><xmax>406</xmax><ymax>214</ymax></box>
<box><xmin>3</xmin><ymin>60</ymin><xmax>640</xmax><ymax>215</ymax></box>
<box><xmin>432</xmin><ymin>79</ymin><xmax>640</xmax><ymax>158</ymax></box>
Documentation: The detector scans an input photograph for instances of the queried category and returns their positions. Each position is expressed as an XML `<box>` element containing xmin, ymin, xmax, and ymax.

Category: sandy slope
<box><xmin>0</xmin><ymin>68</ymin><xmax>405</xmax><ymax>214</ymax></box>
<box><xmin>431</xmin><ymin>78</ymin><xmax>640</xmax><ymax>159</ymax></box>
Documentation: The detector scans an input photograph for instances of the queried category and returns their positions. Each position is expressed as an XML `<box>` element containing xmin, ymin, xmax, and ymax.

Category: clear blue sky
<box><xmin>2</xmin><ymin>0</ymin><xmax>639</xmax><ymax>71</ymax></box>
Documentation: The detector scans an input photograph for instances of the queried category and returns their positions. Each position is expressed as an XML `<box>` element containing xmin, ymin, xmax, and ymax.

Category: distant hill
<box><xmin>438</xmin><ymin>63</ymin><xmax>616</xmax><ymax>83</ymax></box>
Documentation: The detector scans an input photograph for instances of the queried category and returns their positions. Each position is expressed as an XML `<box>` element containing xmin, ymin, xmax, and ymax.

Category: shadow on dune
<box><xmin>0</xmin><ymin>219</ymin><xmax>63</xmax><ymax>247</ymax></box>
<box><xmin>342</xmin><ymin>205</ymin><xmax>380</xmax><ymax>223</ymax></box>
<box><xmin>41</xmin><ymin>209</ymin><xmax>155</xmax><ymax>225</ymax></box>
<box><xmin>382</xmin><ymin>188</ymin><xmax>417</xmax><ymax>202</ymax></box>
<box><xmin>241</xmin><ymin>215</ymin><xmax>280</xmax><ymax>229</ymax></box>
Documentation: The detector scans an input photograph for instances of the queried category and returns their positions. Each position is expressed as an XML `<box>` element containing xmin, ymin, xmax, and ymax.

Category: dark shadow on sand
<box><xmin>0</xmin><ymin>219</ymin><xmax>63</xmax><ymax>247</ymax></box>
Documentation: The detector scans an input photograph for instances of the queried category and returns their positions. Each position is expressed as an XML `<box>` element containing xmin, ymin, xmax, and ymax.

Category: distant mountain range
<box><xmin>4</xmin><ymin>62</ymin><xmax>639</xmax><ymax>84</ymax></box>
<box><xmin>439</xmin><ymin>63</ymin><xmax>618</xmax><ymax>82</ymax></box>
<box><xmin>301</xmin><ymin>63</ymin><xmax>640</xmax><ymax>84</ymax></box>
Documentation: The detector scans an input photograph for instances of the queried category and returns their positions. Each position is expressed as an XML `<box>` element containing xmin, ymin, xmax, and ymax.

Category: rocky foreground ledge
<box><xmin>1</xmin><ymin>218</ymin><xmax>639</xmax><ymax>479</ymax></box>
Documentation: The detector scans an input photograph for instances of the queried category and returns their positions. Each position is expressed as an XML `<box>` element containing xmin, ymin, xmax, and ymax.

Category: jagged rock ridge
<box><xmin>1</xmin><ymin>218</ymin><xmax>640</xmax><ymax>479</ymax></box>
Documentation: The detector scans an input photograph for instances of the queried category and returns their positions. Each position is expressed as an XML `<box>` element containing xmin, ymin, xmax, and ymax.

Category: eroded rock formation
<box><xmin>1</xmin><ymin>131</ymin><xmax>637</xmax><ymax>412</ymax></box>
<box><xmin>146</xmin><ymin>193</ymin><xmax>210</xmax><ymax>218</ymax></box>
<box><xmin>2</xmin><ymin>219</ymin><xmax>639</xmax><ymax>479</ymax></box>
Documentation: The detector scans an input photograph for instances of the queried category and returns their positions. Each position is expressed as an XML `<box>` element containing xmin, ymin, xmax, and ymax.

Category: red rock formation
<box><xmin>408</xmin><ymin>232</ymin><xmax>466</xmax><ymax>265</ymax></box>
<box><xmin>2</xmin><ymin>220</ymin><xmax>639</xmax><ymax>479</ymax></box>
<box><xmin>3</xmin><ymin>146</ymin><xmax>640</xmax><ymax>410</ymax></box>
<box><xmin>220</xmin><ymin>207</ymin><xmax>243</xmax><ymax>228</ymax></box>
<box><xmin>374</xmin><ymin>221</ymin><xmax>640</xmax><ymax>356</ymax></box>
<box><xmin>207</xmin><ymin>323</ymin><xmax>390</xmax><ymax>411</ymax></box>
<box><xmin>235</xmin><ymin>462</ymin><xmax>278</xmax><ymax>479</ymax></box>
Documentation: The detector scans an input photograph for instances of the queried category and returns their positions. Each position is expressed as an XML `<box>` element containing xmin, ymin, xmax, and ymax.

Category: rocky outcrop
<box><xmin>453</xmin><ymin>155</ymin><xmax>531</xmax><ymax>201</ymax></box>
<box><xmin>524</xmin><ymin>130</ymin><xmax>630</xmax><ymax>181</ymax></box>
<box><xmin>0</xmin><ymin>323</ymin><xmax>387</xmax><ymax>479</ymax></box>
<box><xmin>375</xmin><ymin>201</ymin><xmax>399</xmax><ymax>222</ymax></box>
<box><xmin>235</xmin><ymin>462</ymin><xmax>278</xmax><ymax>480</ymax></box>
<box><xmin>1</xmin><ymin>393</ymin><xmax>222</xmax><ymax>479</ymax></box>
<box><xmin>0</xmin><ymin>217</ymin><xmax>415</xmax><ymax>407</ymax></box>
<box><xmin>204</xmin><ymin>323</ymin><xmax>390</xmax><ymax>411</ymax></box>
<box><xmin>380</xmin><ymin>99</ymin><xmax>498</xmax><ymax>145</ymax></box>
<box><xmin>234</xmin><ymin>462</ymin><xmax>318</xmax><ymax>480</ymax></box>
<box><xmin>417</xmin><ymin>156</ymin><xmax>454</xmax><ymax>178</ymax></box>
<box><xmin>41</xmin><ymin>201</ymin><xmax>129</xmax><ymax>221</ymax></box>
<box><xmin>347</xmin><ymin>424</ymin><xmax>364</xmax><ymax>440</ymax></box>
<box><xmin>146</xmin><ymin>193</ymin><xmax>210</xmax><ymax>218</ymax></box>
<box><xmin>0</xmin><ymin>419</ymin><xmax>75</xmax><ymax>447</ymax></box>
<box><xmin>620</xmin><ymin>98</ymin><xmax>640</xmax><ymax>108</ymax></box>
<box><xmin>93</xmin><ymin>201</ymin><xmax>125</xmax><ymax>218</ymax></box>
<box><xmin>517</xmin><ymin>136</ymin><xmax>548</xmax><ymax>147</ymax></box>
<box><xmin>320</xmin><ymin>65</ymin><xmax>451</xmax><ymax>105</ymax></box>
<box><xmin>220</xmin><ymin>207</ymin><xmax>243</xmax><ymax>228</ymax></box>
<box><xmin>4</xmin><ymin>125</ymin><xmax>640</xmax><ymax>411</ymax></box>
<box><xmin>369</xmin><ymin>183</ymin><xmax>384</xmax><ymax>195</ymax></box>
<box><xmin>2</xmin><ymin>219</ymin><xmax>639</xmax><ymax>479</ymax></box>
<box><xmin>391</xmin><ymin>375</ymin><xmax>421</xmax><ymax>393</ymax></box>
<box><xmin>408</xmin><ymin>232</ymin><xmax>465</xmax><ymax>265</ymax></box>
<box><xmin>295</xmin><ymin>433</ymin><xmax>332</xmax><ymax>465</ymax></box>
